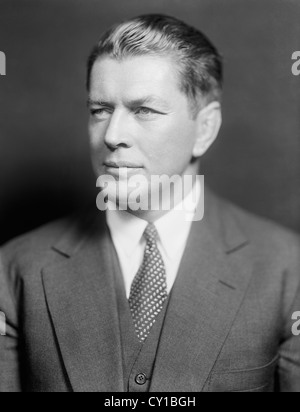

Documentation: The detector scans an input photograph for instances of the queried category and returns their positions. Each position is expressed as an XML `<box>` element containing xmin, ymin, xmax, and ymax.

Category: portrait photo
<box><xmin>0</xmin><ymin>0</ymin><xmax>300</xmax><ymax>394</ymax></box>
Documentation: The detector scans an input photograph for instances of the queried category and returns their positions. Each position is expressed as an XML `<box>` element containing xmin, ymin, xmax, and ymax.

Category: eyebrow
<box><xmin>87</xmin><ymin>95</ymin><xmax>171</xmax><ymax>111</ymax></box>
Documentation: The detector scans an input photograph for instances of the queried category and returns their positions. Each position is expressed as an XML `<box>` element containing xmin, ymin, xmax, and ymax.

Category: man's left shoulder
<box><xmin>220</xmin><ymin>196</ymin><xmax>300</xmax><ymax>264</ymax></box>
<box><xmin>208</xmin><ymin>191</ymin><xmax>300</xmax><ymax>263</ymax></box>
<box><xmin>234</xmin><ymin>202</ymin><xmax>298</xmax><ymax>248</ymax></box>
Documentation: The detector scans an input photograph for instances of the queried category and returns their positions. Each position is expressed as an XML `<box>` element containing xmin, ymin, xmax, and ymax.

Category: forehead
<box><xmin>89</xmin><ymin>55</ymin><xmax>182</xmax><ymax>100</ymax></box>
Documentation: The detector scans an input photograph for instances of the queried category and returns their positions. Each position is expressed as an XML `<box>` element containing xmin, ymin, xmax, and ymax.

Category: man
<box><xmin>0</xmin><ymin>14</ymin><xmax>300</xmax><ymax>392</ymax></box>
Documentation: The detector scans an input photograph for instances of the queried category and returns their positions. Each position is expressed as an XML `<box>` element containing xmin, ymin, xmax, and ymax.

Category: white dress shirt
<box><xmin>106</xmin><ymin>179</ymin><xmax>201</xmax><ymax>298</ymax></box>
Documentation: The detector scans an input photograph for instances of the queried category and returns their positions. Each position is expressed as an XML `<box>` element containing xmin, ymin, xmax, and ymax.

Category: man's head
<box><xmin>87</xmin><ymin>14</ymin><xmax>223</xmax><ymax>213</ymax></box>
<box><xmin>87</xmin><ymin>14</ymin><xmax>223</xmax><ymax>111</ymax></box>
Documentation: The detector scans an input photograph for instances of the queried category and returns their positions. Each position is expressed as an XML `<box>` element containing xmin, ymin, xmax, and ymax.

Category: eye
<box><xmin>135</xmin><ymin>107</ymin><xmax>156</xmax><ymax>116</ymax></box>
<box><xmin>90</xmin><ymin>108</ymin><xmax>112</xmax><ymax>119</ymax></box>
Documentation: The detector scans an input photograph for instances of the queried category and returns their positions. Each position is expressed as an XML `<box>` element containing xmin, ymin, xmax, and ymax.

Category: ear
<box><xmin>192</xmin><ymin>101</ymin><xmax>222</xmax><ymax>158</ymax></box>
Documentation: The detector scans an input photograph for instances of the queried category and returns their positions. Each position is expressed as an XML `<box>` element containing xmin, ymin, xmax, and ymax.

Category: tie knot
<box><xmin>144</xmin><ymin>223</ymin><xmax>158</xmax><ymax>243</ymax></box>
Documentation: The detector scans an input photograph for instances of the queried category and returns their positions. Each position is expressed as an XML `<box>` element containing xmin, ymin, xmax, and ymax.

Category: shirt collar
<box><xmin>106</xmin><ymin>178</ymin><xmax>201</xmax><ymax>259</ymax></box>
<box><xmin>106</xmin><ymin>207</ymin><xmax>148</xmax><ymax>257</ymax></box>
<box><xmin>155</xmin><ymin>178</ymin><xmax>201</xmax><ymax>259</ymax></box>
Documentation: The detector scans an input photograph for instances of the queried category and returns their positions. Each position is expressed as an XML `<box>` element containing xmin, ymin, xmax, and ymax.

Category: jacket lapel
<box><xmin>42</xmin><ymin>212</ymin><xmax>124</xmax><ymax>392</ymax></box>
<box><xmin>41</xmin><ymin>190</ymin><xmax>253</xmax><ymax>392</ymax></box>
<box><xmin>150</xmin><ymin>192</ymin><xmax>253</xmax><ymax>392</ymax></box>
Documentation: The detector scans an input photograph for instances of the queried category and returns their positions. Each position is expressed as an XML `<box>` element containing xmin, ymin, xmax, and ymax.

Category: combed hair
<box><xmin>87</xmin><ymin>14</ymin><xmax>223</xmax><ymax>110</ymax></box>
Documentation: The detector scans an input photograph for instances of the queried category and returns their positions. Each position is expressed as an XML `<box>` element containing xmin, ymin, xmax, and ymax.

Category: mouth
<box><xmin>103</xmin><ymin>161</ymin><xmax>143</xmax><ymax>176</ymax></box>
<box><xmin>104</xmin><ymin>161</ymin><xmax>143</xmax><ymax>169</ymax></box>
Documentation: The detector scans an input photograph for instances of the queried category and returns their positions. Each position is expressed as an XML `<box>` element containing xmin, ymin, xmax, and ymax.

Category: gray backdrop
<box><xmin>0</xmin><ymin>0</ymin><xmax>299</xmax><ymax>245</ymax></box>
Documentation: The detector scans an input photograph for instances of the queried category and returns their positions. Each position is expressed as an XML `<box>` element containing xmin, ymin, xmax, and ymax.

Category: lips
<box><xmin>104</xmin><ymin>161</ymin><xmax>142</xmax><ymax>169</ymax></box>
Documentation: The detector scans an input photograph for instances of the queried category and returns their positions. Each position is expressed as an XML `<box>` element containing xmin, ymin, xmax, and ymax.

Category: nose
<box><xmin>104</xmin><ymin>110</ymin><xmax>132</xmax><ymax>150</ymax></box>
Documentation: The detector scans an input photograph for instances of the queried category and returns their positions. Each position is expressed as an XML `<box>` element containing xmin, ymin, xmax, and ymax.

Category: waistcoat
<box><xmin>111</xmin><ymin>243</ymin><xmax>170</xmax><ymax>392</ymax></box>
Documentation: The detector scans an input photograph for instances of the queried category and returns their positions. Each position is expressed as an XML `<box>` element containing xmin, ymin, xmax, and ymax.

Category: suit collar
<box><xmin>51</xmin><ymin>208</ymin><xmax>100</xmax><ymax>258</ymax></box>
<box><xmin>42</xmin><ymin>210</ymin><xmax>124</xmax><ymax>392</ymax></box>
<box><xmin>45</xmin><ymin>190</ymin><xmax>251</xmax><ymax>392</ymax></box>
<box><xmin>202</xmin><ymin>187</ymin><xmax>249</xmax><ymax>254</ymax></box>
<box><xmin>52</xmin><ymin>189</ymin><xmax>249</xmax><ymax>258</ymax></box>
<box><xmin>149</xmin><ymin>188</ymin><xmax>252</xmax><ymax>392</ymax></box>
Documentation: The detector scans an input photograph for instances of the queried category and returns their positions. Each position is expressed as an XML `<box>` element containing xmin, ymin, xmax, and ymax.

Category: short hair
<box><xmin>87</xmin><ymin>14</ymin><xmax>223</xmax><ymax>111</ymax></box>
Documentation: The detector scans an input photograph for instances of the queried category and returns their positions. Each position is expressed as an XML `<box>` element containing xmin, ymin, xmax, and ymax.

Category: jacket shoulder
<box><xmin>0</xmin><ymin>215</ymin><xmax>75</xmax><ymax>263</ymax></box>
<box><xmin>212</xmin><ymin>193</ymin><xmax>300</xmax><ymax>258</ymax></box>
<box><xmin>1</xmin><ymin>204</ymin><xmax>99</xmax><ymax>260</ymax></box>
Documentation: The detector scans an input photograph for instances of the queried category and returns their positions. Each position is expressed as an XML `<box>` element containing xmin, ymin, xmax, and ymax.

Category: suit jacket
<box><xmin>0</xmin><ymin>190</ymin><xmax>300</xmax><ymax>392</ymax></box>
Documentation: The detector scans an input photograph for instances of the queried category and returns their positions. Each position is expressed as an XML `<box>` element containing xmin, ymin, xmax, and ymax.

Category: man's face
<box><xmin>88</xmin><ymin>55</ymin><xmax>199</xmax><ymax>203</ymax></box>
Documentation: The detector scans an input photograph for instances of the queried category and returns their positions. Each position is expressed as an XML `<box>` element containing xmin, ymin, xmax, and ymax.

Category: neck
<box><xmin>126</xmin><ymin>162</ymin><xmax>200</xmax><ymax>223</ymax></box>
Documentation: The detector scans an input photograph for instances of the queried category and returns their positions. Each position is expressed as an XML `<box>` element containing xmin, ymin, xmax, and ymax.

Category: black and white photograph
<box><xmin>0</xmin><ymin>0</ymin><xmax>300</xmax><ymax>394</ymax></box>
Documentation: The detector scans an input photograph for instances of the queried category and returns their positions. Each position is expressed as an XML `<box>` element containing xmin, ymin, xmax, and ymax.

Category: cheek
<box><xmin>137</xmin><ymin>120</ymin><xmax>195</xmax><ymax>176</ymax></box>
<box><xmin>150</xmin><ymin>118</ymin><xmax>195</xmax><ymax>160</ymax></box>
<box><xmin>89</xmin><ymin>123</ymin><xmax>108</xmax><ymax>171</ymax></box>
<box><xmin>89</xmin><ymin>122</ymin><xmax>105</xmax><ymax>150</ymax></box>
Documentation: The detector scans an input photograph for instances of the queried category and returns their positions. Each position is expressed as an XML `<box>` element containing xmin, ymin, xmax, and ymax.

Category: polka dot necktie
<box><xmin>129</xmin><ymin>223</ymin><xmax>168</xmax><ymax>342</ymax></box>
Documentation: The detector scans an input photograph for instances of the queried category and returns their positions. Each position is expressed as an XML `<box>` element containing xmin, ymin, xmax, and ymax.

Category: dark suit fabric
<box><xmin>112</xmin><ymin>244</ymin><xmax>170</xmax><ymax>392</ymax></box>
<box><xmin>0</xmin><ymin>190</ymin><xmax>300</xmax><ymax>392</ymax></box>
